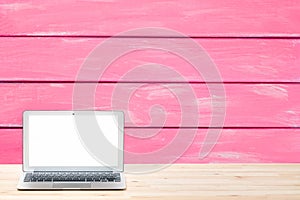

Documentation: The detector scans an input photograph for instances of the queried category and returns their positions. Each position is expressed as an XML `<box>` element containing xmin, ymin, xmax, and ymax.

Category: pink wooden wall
<box><xmin>1</xmin><ymin>0</ymin><xmax>300</xmax><ymax>164</ymax></box>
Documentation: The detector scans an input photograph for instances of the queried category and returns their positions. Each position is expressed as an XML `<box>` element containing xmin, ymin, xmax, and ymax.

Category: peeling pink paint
<box><xmin>1</xmin><ymin>83</ymin><xmax>300</xmax><ymax>128</ymax></box>
<box><xmin>1</xmin><ymin>129</ymin><xmax>300</xmax><ymax>164</ymax></box>
<box><xmin>1</xmin><ymin>0</ymin><xmax>300</xmax><ymax>36</ymax></box>
<box><xmin>0</xmin><ymin>0</ymin><xmax>300</xmax><ymax>164</ymax></box>
<box><xmin>0</xmin><ymin>38</ymin><xmax>300</xmax><ymax>82</ymax></box>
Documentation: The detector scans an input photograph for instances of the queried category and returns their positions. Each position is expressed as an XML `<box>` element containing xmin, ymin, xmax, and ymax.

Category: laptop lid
<box><xmin>23</xmin><ymin>110</ymin><xmax>124</xmax><ymax>172</ymax></box>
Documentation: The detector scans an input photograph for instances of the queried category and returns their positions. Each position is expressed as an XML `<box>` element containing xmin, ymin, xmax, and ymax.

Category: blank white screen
<box><xmin>28</xmin><ymin>114</ymin><xmax>118</xmax><ymax>167</ymax></box>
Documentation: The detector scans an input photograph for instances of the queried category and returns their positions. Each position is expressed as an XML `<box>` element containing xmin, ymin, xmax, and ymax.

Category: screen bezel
<box><xmin>23</xmin><ymin>110</ymin><xmax>124</xmax><ymax>172</ymax></box>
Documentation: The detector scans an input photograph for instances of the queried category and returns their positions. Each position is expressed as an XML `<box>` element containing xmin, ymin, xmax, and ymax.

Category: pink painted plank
<box><xmin>0</xmin><ymin>83</ymin><xmax>299</xmax><ymax>127</ymax></box>
<box><xmin>126</xmin><ymin>128</ymin><xmax>300</xmax><ymax>163</ymax></box>
<box><xmin>1</xmin><ymin>128</ymin><xmax>299</xmax><ymax>164</ymax></box>
<box><xmin>1</xmin><ymin>0</ymin><xmax>300</xmax><ymax>37</ymax></box>
<box><xmin>0</xmin><ymin>38</ymin><xmax>300</xmax><ymax>82</ymax></box>
<box><xmin>0</xmin><ymin>129</ymin><xmax>22</xmax><ymax>164</ymax></box>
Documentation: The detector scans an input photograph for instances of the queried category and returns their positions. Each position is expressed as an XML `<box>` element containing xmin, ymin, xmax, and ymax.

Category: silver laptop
<box><xmin>18</xmin><ymin>110</ymin><xmax>126</xmax><ymax>190</ymax></box>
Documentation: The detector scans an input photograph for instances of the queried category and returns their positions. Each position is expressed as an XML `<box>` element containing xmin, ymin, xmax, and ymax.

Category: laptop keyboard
<box><xmin>24</xmin><ymin>172</ymin><xmax>121</xmax><ymax>182</ymax></box>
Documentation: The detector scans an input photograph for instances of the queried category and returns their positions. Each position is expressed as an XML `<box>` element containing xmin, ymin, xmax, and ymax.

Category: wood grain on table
<box><xmin>0</xmin><ymin>164</ymin><xmax>300</xmax><ymax>200</ymax></box>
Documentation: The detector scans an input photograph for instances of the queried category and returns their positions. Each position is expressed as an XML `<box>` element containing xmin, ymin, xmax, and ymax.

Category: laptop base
<box><xmin>17</xmin><ymin>173</ymin><xmax>126</xmax><ymax>190</ymax></box>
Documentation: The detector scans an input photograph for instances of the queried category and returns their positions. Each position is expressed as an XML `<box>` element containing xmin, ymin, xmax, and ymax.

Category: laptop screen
<box><xmin>23</xmin><ymin>111</ymin><xmax>124</xmax><ymax>171</ymax></box>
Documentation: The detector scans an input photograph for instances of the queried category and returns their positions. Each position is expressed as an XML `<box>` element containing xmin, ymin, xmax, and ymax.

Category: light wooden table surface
<box><xmin>0</xmin><ymin>164</ymin><xmax>299</xmax><ymax>200</ymax></box>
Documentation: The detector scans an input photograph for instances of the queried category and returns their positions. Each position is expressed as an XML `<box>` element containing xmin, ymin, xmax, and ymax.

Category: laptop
<box><xmin>17</xmin><ymin>110</ymin><xmax>126</xmax><ymax>190</ymax></box>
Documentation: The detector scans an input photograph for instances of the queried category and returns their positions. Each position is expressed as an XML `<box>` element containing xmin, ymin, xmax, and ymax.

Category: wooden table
<box><xmin>0</xmin><ymin>164</ymin><xmax>299</xmax><ymax>200</ymax></box>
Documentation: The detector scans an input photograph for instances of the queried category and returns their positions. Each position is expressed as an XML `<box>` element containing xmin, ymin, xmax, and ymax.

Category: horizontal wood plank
<box><xmin>0</xmin><ymin>38</ymin><xmax>300</xmax><ymax>82</ymax></box>
<box><xmin>0</xmin><ymin>83</ymin><xmax>300</xmax><ymax>127</ymax></box>
<box><xmin>1</xmin><ymin>0</ymin><xmax>300</xmax><ymax>37</ymax></box>
<box><xmin>1</xmin><ymin>164</ymin><xmax>300</xmax><ymax>199</ymax></box>
<box><xmin>1</xmin><ymin>128</ymin><xmax>299</xmax><ymax>164</ymax></box>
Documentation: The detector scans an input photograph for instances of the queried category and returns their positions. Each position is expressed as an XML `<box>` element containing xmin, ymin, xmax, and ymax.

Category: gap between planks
<box><xmin>1</xmin><ymin>35</ymin><xmax>300</xmax><ymax>39</ymax></box>
<box><xmin>2</xmin><ymin>127</ymin><xmax>300</xmax><ymax>129</ymax></box>
<box><xmin>1</xmin><ymin>81</ymin><xmax>300</xmax><ymax>84</ymax></box>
